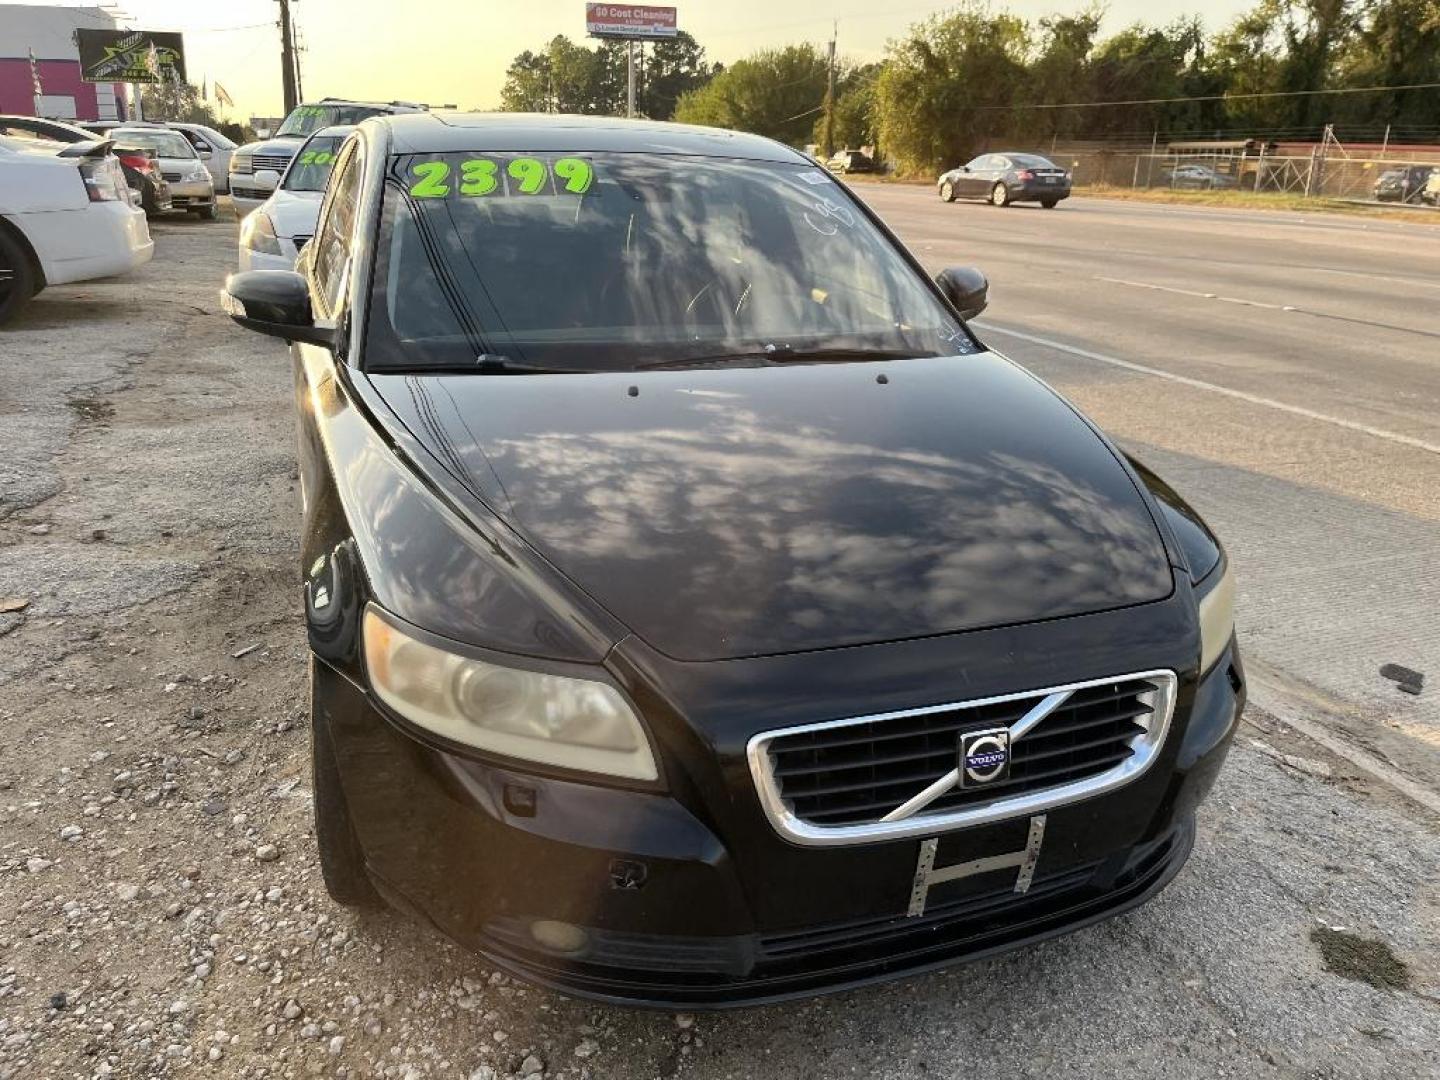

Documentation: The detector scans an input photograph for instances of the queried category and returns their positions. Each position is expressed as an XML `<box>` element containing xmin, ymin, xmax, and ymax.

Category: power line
<box><xmin>975</xmin><ymin>81</ymin><xmax>1440</xmax><ymax>111</ymax></box>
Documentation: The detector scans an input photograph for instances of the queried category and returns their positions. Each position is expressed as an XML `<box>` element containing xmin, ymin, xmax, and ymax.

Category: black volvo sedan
<box><xmin>220</xmin><ymin>112</ymin><xmax>1242</xmax><ymax>1008</ymax></box>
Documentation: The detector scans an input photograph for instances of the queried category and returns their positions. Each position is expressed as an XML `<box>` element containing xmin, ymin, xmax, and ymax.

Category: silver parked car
<box><xmin>109</xmin><ymin>127</ymin><xmax>217</xmax><ymax>218</ymax></box>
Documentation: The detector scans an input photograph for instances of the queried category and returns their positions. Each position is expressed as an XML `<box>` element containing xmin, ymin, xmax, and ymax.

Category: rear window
<box><xmin>112</xmin><ymin>130</ymin><xmax>194</xmax><ymax>158</ymax></box>
<box><xmin>1011</xmin><ymin>155</ymin><xmax>1058</xmax><ymax>168</ymax></box>
<box><xmin>363</xmin><ymin>151</ymin><xmax>973</xmax><ymax>373</ymax></box>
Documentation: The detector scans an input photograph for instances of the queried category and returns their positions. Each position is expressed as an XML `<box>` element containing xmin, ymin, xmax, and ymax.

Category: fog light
<box><xmin>530</xmin><ymin>919</ymin><xmax>590</xmax><ymax>955</ymax></box>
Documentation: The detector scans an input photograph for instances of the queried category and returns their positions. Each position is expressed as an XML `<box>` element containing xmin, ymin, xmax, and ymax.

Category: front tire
<box><xmin>193</xmin><ymin>203</ymin><xmax>218</xmax><ymax>221</ymax></box>
<box><xmin>939</xmin><ymin>180</ymin><xmax>956</xmax><ymax>203</ymax></box>
<box><xmin>310</xmin><ymin>663</ymin><xmax>380</xmax><ymax>907</ymax></box>
<box><xmin>0</xmin><ymin>227</ymin><xmax>37</xmax><ymax>326</ymax></box>
<box><xmin>1041</xmin><ymin>199</ymin><xmax>1058</xmax><ymax>209</ymax></box>
<box><xmin>991</xmin><ymin>182</ymin><xmax>1011</xmax><ymax>207</ymax></box>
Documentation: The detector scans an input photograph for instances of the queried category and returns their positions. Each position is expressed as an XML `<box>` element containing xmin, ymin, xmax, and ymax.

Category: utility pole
<box><xmin>294</xmin><ymin>24</ymin><xmax>305</xmax><ymax>103</ymax></box>
<box><xmin>822</xmin><ymin>22</ymin><xmax>837</xmax><ymax>158</ymax></box>
<box><xmin>278</xmin><ymin>0</ymin><xmax>299</xmax><ymax>114</ymax></box>
<box><xmin>626</xmin><ymin>39</ymin><xmax>636</xmax><ymax>118</ymax></box>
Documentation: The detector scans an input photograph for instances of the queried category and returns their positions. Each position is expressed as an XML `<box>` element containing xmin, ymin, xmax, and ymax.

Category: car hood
<box><xmin>235</xmin><ymin>136</ymin><xmax>303</xmax><ymax>159</ymax></box>
<box><xmin>263</xmin><ymin>189</ymin><xmax>322</xmax><ymax>237</ymax></box>
<box><xmin>369</xmin><ymin>352</ymin><xmax>1174</xmax><ymax>662</ymax></box>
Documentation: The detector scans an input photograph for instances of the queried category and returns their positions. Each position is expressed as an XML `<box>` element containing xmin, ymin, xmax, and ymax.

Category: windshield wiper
<box><xmin>472</xmin><ymin>353</ymin><xmax>589</xmax><ymax>375</ymax></box>
<box><xmin>635</xmin><ymin>347</ymin><xmax>936</xmax><ymax>371</ymax></box>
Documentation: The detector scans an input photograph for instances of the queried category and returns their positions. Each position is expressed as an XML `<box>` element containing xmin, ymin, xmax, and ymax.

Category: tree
<box><xmin>140</xmin><ymin>79</ymin><xmax>226</xmax><ymax>126</ymax></box>
<box><xmin>813</xmin><ymin>63</ymin><xmax>881</xmax><ymax>153</ymax></box>
<box><xmin>873</xmin><ymin>6</ymin><xmax>1032</xmax><ymax>175</ymax></box>
<box><xmin>499</xmin><ymin>31</ymin><xmax>717</xmax><ymax>119</ymax></box>
<box><xmin>641</xmin><ymin>33</ymin><xmax>718</xmax><ymax>120</ymax></box>
<box><xmin>673</xmin><ymin>44</ymin><xmax>830</xmax><ymax>145</ymax></box>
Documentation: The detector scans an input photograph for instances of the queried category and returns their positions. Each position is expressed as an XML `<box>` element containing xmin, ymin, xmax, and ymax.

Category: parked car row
<box><xmin>230</xmin><ymin>98</ymin><xmax>426</xmax><ymax>216</ymax></box>
<box><xmin>1373</xmin><ymin>165</ymin><xmax>1440</xmax><ymax>205</ymax></box>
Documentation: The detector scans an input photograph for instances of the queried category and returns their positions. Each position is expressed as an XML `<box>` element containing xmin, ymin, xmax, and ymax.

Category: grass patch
<box><xmin>1073</xmin><ymin>185</ymin><xmax>1440</xmax><ymax>224</ymax></box>
<box><xmin>1311</xmin><ymin>926</ymin><xmax>1410</xmax><ymax>990</ymax></box>
<box><xmin>67</xmin><ymin>396</ymin><xmax>115</xmax><ymax>424</ymax></box>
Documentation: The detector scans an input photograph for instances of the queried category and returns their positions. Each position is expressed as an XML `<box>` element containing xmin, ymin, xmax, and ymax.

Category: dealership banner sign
<box><xmin>75</xmin><ymin>29</ymin><xmax>186</xmax><ymax>84</ymax></box>
<box><xmin>585</xmin><ymin>4</ymin><xmax>678</xmax><ymax>39</ymax></box>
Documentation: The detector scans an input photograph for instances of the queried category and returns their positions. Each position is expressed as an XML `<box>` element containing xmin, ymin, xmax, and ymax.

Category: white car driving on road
<box><xmin>237</xmin><ymin>126</ymin><xmax>353</xmax><ymax>272</ymax></box>
<box><xmin>0</xmin><ymin>135</ymin><xmax>153</xmax><ymax>324</ymax></box>
<box><xmin>110</xmin><ymin>127</ymin><xmax>217</xmax><ymax>218</ymax></box>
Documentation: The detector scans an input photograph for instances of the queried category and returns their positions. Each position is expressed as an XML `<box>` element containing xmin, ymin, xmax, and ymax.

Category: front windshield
<box><xmin>364</xmin><ymin>152</ymin><xmax>976</xmax><ymax>373</ymax></box>
<box><xmin>283</xmin><ymin>136</ymin><xmax>345</xmax><ymax>191</ymax></box>
<box><xmin>277</xmin><ymin>104</ymin><xmax>383</xmax><ymax>138</ymax></box>
<box><xmin>113</xmin><ymin>131</ymin><xmax>194</xmax><ymax>158</ymax></box>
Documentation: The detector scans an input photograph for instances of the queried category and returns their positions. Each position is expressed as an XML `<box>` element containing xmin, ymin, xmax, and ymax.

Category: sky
<box><xmin>25</xmin><ymin>0</ymin><xmax>1256</xmax><ymax>121</ymax></box>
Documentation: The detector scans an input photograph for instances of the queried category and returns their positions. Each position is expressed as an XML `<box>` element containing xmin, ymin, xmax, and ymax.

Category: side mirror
<box><xmin>935</xmin><ymin>266</ymin><xmax>989</xmax><ymax>321</ymax></box>
<box><xmin>220</xmin><ymin>271</ymin><xmax>334</xmax><ymax>347</ymax></box>
<box><xmin>197</xmin><ymin>145</ymin><xmax>213</xmax><ymax>158</ymax></box>
<box><xmin>959</xmin><ymin>165</ymin><xmax>970</xmax><ymax>173</ymax></box>
<box><xmin>253</xmin><ymin>168</ymin><xmax>282</xmax><ymax>189</ymax></box>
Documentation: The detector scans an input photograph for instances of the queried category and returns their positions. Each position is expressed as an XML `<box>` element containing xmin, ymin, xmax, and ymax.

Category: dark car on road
<box><xmin>1373</xmin><ymin>166</ymin><xmax>1433</xmax><ymax>204</ymax></box>
<box><xmin>0</xmin><ymin>115</ymin><xmax>171</xmax><ymax>215</ymax></box>
<box><xmin>937</xmin><ymin>152</ymin><xmax>1071</xmax><ymax>207</ymax></box>
<box><xmin>221</xmin><ymin>113</ymin><xmax>1242</xmax><ymax>1008</ymax></box>
<box><xmin>1163</xmin><ymin>164</ymin><xmax>1239</xmax><ymax>191</ymax></box>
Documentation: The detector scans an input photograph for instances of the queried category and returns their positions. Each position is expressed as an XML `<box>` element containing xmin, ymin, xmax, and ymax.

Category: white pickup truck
<box><xmin>0</xmin><ymin>135</ymin><xmax>154</xmax><ymax>325</ymax></box>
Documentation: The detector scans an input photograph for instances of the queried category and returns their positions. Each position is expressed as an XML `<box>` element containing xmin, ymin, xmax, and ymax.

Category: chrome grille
<box><xmin>251</xmin><ymin>152</ymin><xmax>292</xmax><ymax>172</ymax></box>
<box><xmin>748</xmin><ymin>671</ymin><xmax>1177</xmax><ymax>846</ymax></box>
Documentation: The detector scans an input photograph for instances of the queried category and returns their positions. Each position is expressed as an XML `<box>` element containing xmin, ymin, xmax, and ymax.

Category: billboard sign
<box><xmin>75</xmin><ymin>29</ymin><xmax>186</xmax><ymax>84</ymax></box>
<box><xmin>586</xmin><ymin>4</ymin><xmax>678</xmax><ymax>39</ymax></box>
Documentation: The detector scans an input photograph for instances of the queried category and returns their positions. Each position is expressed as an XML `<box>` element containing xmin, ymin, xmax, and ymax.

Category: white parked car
<box><xmin>161</xmin><ymin>122</ymin><xmax>236</xmax><ymax>193</ymax></box>
<box><xmin>237</xmin><ymin>127</ymin><xmax>353</xmax><ymax>272</ymax></box>
<box><xmin>229</xmin><ymin>98</ymin><xmax>424</xmax><ymax>216</ymax></box>
<box><xmin>110</xmin><ymin>127</ymin><xmax>217</xmax><ymax>218</ymax></box>
<box><xmin>0</xmin><ymin>135</ymin><xmax>153</xmax><ymax>324</ymax></box>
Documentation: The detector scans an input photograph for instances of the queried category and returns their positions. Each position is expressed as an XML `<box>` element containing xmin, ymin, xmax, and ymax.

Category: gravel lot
<box><xmin>0</xmin><ymin>207</ymin><xmax>1437</xmax><ymax>1080</ymax></box>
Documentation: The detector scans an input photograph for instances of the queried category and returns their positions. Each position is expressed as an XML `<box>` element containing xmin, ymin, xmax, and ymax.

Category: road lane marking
<box><xmin>1096</xmin><ymin>276</ymin><xmax>1287</xmax><ymax>310</ymax></box>
<box><xmin>975</xmin><ymin>322</ymin><xmax>1440</xmax><ymax>458</ymax></box>
<box><xmin>1093</xmin><ymin>276</ymin><xmax>1440</xmax><ymax>339</ymax></box>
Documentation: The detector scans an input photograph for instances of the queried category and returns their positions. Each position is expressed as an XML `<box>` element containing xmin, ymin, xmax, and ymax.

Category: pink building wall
<box><xmin>0</xmin><ymin>57</ymin><xmax>124</xmax><ymax>120</ymax></box>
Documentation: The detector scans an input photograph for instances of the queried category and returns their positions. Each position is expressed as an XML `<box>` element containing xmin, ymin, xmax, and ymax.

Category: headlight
<box><xmin>232</xmin><ymin>154</ymin><xmax>253</xmax><ymax>175</ymax></box>
<box><xmin>362</xmin><ymin>607</ymin><xmax>658</xmax><ymax>781</ymax></box>
<box><xmin>1195</xmin><ymin>559</ymin><xmax>1235</xmax><ymax>675</ymax></box>
<box><xmin>238</xmin><ymin>210</ymin><xmax>283</xmax><ymax>255</ymax></box>
<box><xmin>189</xmin><ymin>163</ymin><xmax>210</xmax><ymax>181</ymax></box>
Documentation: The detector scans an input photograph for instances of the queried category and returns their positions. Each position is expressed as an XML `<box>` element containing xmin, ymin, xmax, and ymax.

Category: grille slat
<box><xmin>759</xmin><ymin>676</ymin><xmax>1164</xmax><ymax>831</ymax></box>
<box><xmin>251</xmin><ymin>152</ymin><xmax>292</xmax><ymax>172</ymax></box>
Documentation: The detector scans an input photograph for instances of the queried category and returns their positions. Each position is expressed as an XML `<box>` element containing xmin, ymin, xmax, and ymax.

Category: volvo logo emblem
<box><xmin>959</xmin><ymin>727</ymin><xmax>1011</xmax><ymax>787</ymax></box>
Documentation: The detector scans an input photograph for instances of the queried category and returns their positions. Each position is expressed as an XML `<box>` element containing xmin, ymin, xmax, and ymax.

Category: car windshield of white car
<box><xmin>115</xmin><ymin>132</ymin><xmax>194</xmax><ymax>158</ymax></box>
<box><xmin>363</xmin><ymin>152</ymin><xmax>975</xmax><ymax>374</ymax></box>
<box><xmin>284</xmin><ymin>136</ymin><xmax>345</xmax><ymax>192</ymax></box>
<box><xmin>276</xmin><ymin>105</ymin><xmax>382</xmax><ymax>138</ymax></box>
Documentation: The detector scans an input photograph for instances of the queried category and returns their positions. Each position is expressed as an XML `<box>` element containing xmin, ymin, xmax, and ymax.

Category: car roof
<box><xmin>307</xmin><ymin>125</ymin><xmax>356</xmax><ymax>140</ymax></box>
<box><xmin>373</xmin><ymin>112</ymin><xmax>811</xmax><ymax>164</ymax></box>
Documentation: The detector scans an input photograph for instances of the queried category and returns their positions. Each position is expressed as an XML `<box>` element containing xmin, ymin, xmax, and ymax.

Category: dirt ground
<box><xmin>1</xmin><ymin>210</ymin><xmax>1437</xmax><ymax>1080</ymax></box>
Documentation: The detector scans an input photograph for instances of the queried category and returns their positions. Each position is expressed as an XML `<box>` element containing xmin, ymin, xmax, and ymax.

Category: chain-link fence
<box><xmin>1044</xmin><ymin>138</ymin><xmax>1440</xmax><ymax>207</ymax></box>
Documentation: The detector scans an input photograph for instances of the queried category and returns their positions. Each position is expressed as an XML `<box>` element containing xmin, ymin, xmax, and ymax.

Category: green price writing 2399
<box><xmin>408</xmin><ymin>156</ymin><xmax>594</xmax><ymax>199</ymax></box>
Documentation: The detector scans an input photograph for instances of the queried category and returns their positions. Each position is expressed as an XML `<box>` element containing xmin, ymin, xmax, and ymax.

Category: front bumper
<box><xmin>314</xmin><ymin>633</ymin><xmax>1243</xmax><ymax>1008</ymax></box>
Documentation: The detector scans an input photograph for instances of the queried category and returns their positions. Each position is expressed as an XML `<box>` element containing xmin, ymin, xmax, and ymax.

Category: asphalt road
<box><xmin>855</xmin><ymin>186</ymin><xmax>1440</xmax><ymax>786</ymax></box>
<box><xmin>0</xmin><ymin>199</ymin><xmax>1437</xmax><ymax>1080</ymax></box>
